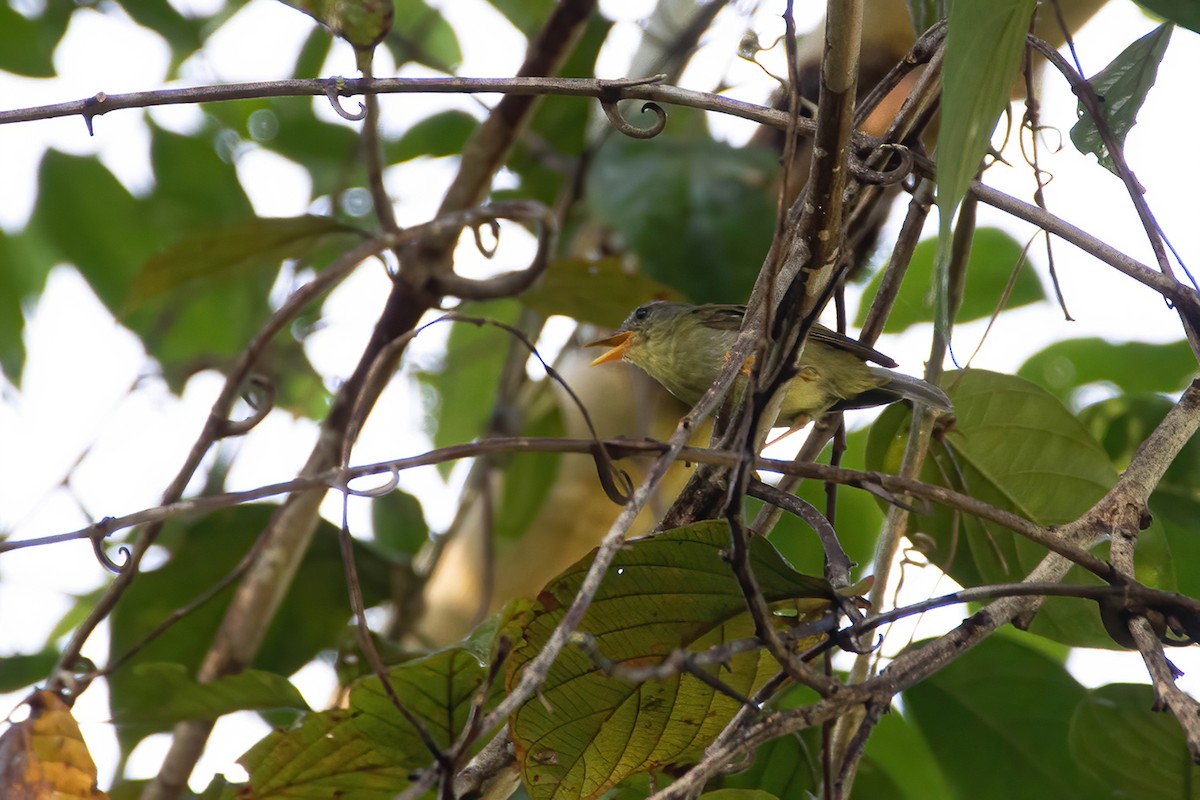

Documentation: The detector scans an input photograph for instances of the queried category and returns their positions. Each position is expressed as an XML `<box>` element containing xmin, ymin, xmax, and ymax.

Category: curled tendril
<box><xmin>323</xmin><ymin>81</ymin><xmax>367</xmax><ymax>121</ymax></box>
<box><xmin>472</xmin><ymin>218</ymin><xmax>501</xmax><ymax>258</ymax></box>
<box><xmin>90</xmin><ymin>518</ymin><xmax>132</xmax><ymax>574</ymax></box>
<box><xmin>851</xmin><ymin>143</ymin><xmax>914</xmax><ymax>186</ymax></box>
<box><xmin>340</xmin><ymin>466</ymin><xmax>401</xmax><ymax>498</ymax></box>
<box><xmin>218</xmin><ymin>375</ymin><xmax>276</xmax><ymax>438</ymax></box>
<box><xmin>600</xmin><ymin>99</ymin><xmax>667</xmax><ymax>140</ymax></box>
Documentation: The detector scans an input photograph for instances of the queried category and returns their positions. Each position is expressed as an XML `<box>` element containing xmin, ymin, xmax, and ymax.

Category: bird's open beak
<box><xmin>586</xmin><ymin>331</ymin><xmax>634</xmax><ymax>366</ymax></box>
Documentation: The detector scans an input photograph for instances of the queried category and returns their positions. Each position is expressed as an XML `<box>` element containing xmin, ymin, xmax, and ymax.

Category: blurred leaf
<box><xmin>119</xmin><ymin>0</ymin><xmax>207</xmax><ymax>69</ymax></box>
<box><xmin>1071</xmin><ymin>683</ymin><xmax>1200</xmax><ymax>797</ymax></box>
<box><xmin>279</xmin><ymin>0</ymin><xmax>394</xmax><ymax>49</ymax></box>
<box><xmin>519</xmin><ymin>256</ymin><xmax>681</xmax><ymax>328</ymax></box>
<box><xmin>487</xmin><ymin>0</ymin><xmax>557</xmax><ymax>36</ymax></box>
<box><xmin>904</xmin><ymin>636</ymin><xmax>1106</xmax><ymax>800</ymax></box>
<box><xmin>292</xmin><ymin>25</ymin><xmax>335</xmax><ymax>77</ymax></box>
<box><xmin>866</xmin><ymin>370</ymin><xmax>1149</xmax><ymax>647</ymax></box>
<box><xmin>859</xmin><ymin>709</ymin><xmax>954</xmax><ymax>800</ymax></box>
<box><xmin>386</xmin><ymin>0</ymin><xmax>460</xmax><ymax>69</ymax></box>
<box><xmin>125</xmin><ymin>215</ymin><xmax>356</xmax><ymax>307</ymax></box>
<box><xmin>371</xmin><ymin>489</ymin><xmax>429</xmax><ymax>557</ymax></box>
<box><xmin>509</xmin><ymin>522</ymin><xmax>833</xmax><ymax>800</ymax></box>
<box><xmin>149</xmin><ymin>126</ymin><xmax>253</xmax><ymax>228</ymax></box>
<box><xmin>0</xmin><ymin>228</ymin><xmax>55</xmax><ymax>383</ymax></box>
<box><xmin>906</xmin><ymin>0</ymin><xmax>947</xmax><ymax>35</ymax></box>
<box><xmin>29</xmin><ymin>151</ymin><xmax>161</xmax><ymax>311</ymax></box>
<box><xmin>700</xmin><ymin>791</ymin><xmax>779</xmax><ymax>800</ymax></box>
<box><xmin>1136</xmin><ymin>0</ymin><xmax>1200</xmax><ymax>33</ymax></box>
<box><xmin>1018</xmin><ymin>337</ymin><xmax>1196</xmax><ymax>402</ymax></box>
<box><xmin>386</xmin><ymin>110</ymin><xmax>479</xmax><ymax>163</ymax></box>
<box><xmin>715</xmin><ymin>731</ymin><xmax>819</xmax><ymax>798</ymax></box>
<box><xmin>587</xmin><ymin>137</ymin><xmax>777</xmax><ymax>303</ymax></box>
<box><xmin>502</xmin><ymin>15</ymin><xmax>611</xmax><ymax>205</ymax></box>
<box><xmin>0</xmin><ymin>649</ymin><xmax>58</xmax><ymax>694</ymax></box>
<box><xmin>417</xmin><ymin>300</ymin><xmax>521</xmax><ymax>474</ymax></box>
<box><xmin>0</xmin><ymin>690</ymin><xmax>107</xmax><ymax>799</ymax></box>
<box><xmin>110</xmin><ymin>663</ymin><xmax>308</xmax><ymax>728</ymax></box>
<box><xmin>854</xmin><ymin>228</ymin><xmax>1044</xmax><ymax>333</ymax></box>
<box><xmin>495</xmin><ymin>399</ymin><xmax>563</xmax><ymax>542</ymax></box>
<box><xmin>1071</xmin><ymin>24</ymin><xmax>1172</xmax><ymax>174</ymax></box>
<box><xmin>0</xmin><ymin>3</ymin><xmax>71</xmax><ymax>77</ymax></box>
<box><xmin>762</xmin><ymin>427</ymin><xmax>883</xmax><ymax>579</ymax></box>
<box><xmin>108</xmin><ymin>505</ymin><xmax>393</xmax><ymax>753</ymax></box>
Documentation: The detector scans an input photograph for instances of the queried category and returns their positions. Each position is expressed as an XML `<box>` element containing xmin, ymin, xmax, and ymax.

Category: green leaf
<box><xmin>518</xmin><ymin>256</ymin><xmax>682</xmax><ymax>329</ymax></box>
<box><xmin>386</xmin><ymin>110</ymin><xmax>478</xmax><ymax>163</ymax></box>
<box><xmin>1070</xmin><ymin>683</ymin><xmax>1200</xmax><ymax>797</ymax></box>
<box><xmin>278</xmin><ymin>0</ymin><xmax>394</xmax><ymax>49</ymax></box>
<box><xmin>508</xmin><ymin>522</ymin><xmax>833</xmax><ymax>800</ymax></box>
<box><xmin>761</xmin><ymin>428</ymin><xmax>883</xmax><ymax>579</ymax></box>
<box><xmin>937</xmin><ymin>0</ymin><xmax>1035</xmax><ymax>221</ymax></box>
<box><xmin>417</xmin><ymin>300</ymin><xmax>521</xmax><ymax>474</ymax></box>
<box><xmin>1018</xmin><ymin>337</ymin><xmax>1196</xmax><ymax>402</ymax></box>
<box><xmin>0</xmin><ymin>228</ymin><xmax>55</xmax><ymax>383</ymax></box>
<box><xmin>149</xmin><ymin>125</ymin><xmax>254</xmax><ymax>228</ymax></box>
<box><xmin>700</xmin><ymin>791</ymin><xmax>779</xmax><ymax>800</ymax></box>
<box><xmin>494</xmin><ymin>398</ymin><xmax>563</xmax><ymax>543</ymax></box>
<box><xmin>237</xmin><ymin>708</ymin><xmax>413</xmax><ymax>799</ymax></box>
<box><xmin>715</xmin><ymin>731</ymin><xmax>819</xmax><ymax>798</ymax></box>
<box><xmin>906</xmin><ymin>0</ymin><xmax>947</xmax><ymax>35</ymax></box>
<box><xmin>854</xmin><ymin>228</ymin><xmax>1044</xmax><ymax>333</ymax></box>
<box><xmin>866</xmin><ymin>370</ymin><xmax>1141</xmax><ymax>646</ymax></box>
<box><xmin>1136</xmin><ymin>0</ymin><xmax>1200</xmax><ymax>34</ymax></box>
<box><xmin>387</xmin><ymin>0</ymin><xmax>461</xmax><ymax>69</ymax></box>
<box><xmin>587</xmin><ymin>137</ymin><xmax>778</xmax><ymax>303</ymax></box>
<box><xmin>859</xmin><ymin>709</ymin><xmax>954</xmax><ymax>800</ymax></box>
<box><xmin>371</xmin><ymin>489</ymin><xmax>429</xmax><ymax>557</ymax></box>
<box><xmin>0</xmin><ymin>3</ymin><xmax>71</xmax><ymax>77</ymax></box>
<box><xmin>904</xmin><ymin>635</ymin><xmax>1106</xmax><ymax>800</ymax></box>
<box><xmin>29</xmin><ymin>151</ymin><xmax>161</xmax><ymax>311</ymax></box>
<box><xmin>110</xmin><ymin>663</ymin><xmax>308</xmax><ymax>728</ymax></box>
<box><xmin>935</xmin><ymin>0</ymin><xmax>1035</xmax><ymax>335</ymax></box>
<box><xmin>1070</xmin><ymin>24</ymin><xmax>1173</xmax><ymax>174</ymax></box>
<box><xmin>125</xmin><ymin>215</ymin><xmax>356</xmax><ymax>307</ymax></box>
<box><xmin>0</xmin><ymin>649</ymin><xmax>59</xmax><ymax>694</ymax></box>
<box><xmin>108</xmin><ymin>505</ymin><xmax>393</xmax><ymax>753</ymax></box>
<box><xmin>487</xmin><ymin>0</ymin><xmax>557</xmax><ymax>37</ymax></box>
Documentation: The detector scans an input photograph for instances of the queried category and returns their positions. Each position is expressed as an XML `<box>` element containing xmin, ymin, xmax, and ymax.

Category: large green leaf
<box><xmin>1070</xmin><ymin>24</ymin><xmax>1173</xmax><ymax>175</ymax></box>
<box><xmin>1137</xmin><ymin>0</ymin><xmax>1200</xmax><ymax>33</ymax></box>
<box><xmin>108</xmin><ymin>505</ymin><xmax>393</xmax><ymax>752</ymax></box>
<box><xmin>1018</xmin><ymin>337</ymin><xmax>1196</xmax><ymax>402</ymax></box>
<box><xmin>487</xmin><ymin>0</ymin><xmax>557</xmax><ymax>37</ymax></box>
<box><xmin>586</xmin><ymin>137</ymin><xmax>777</xmax><ymax>304</ymax></box>
<box><xmin>0</xmin><ymin>649</ymin><xmax>59</xmax><ymax>694</ymax></box>
<box><xmin>859</xmin><ymin>708</ymin><xmax>954</xmax><ymax>800</ymax></box>
<box><xmin>1070</xmin><ymin>683</ymin><xmax>1200</xmax><ymax>797</ymax></box>
<box><xmin>904</xmin><ymin>635</ymin><xmax>1106</xmax><ymax>800</ymax></box>
<box><xmin>110</xmin><ymin>663</ymin><xmax>309</xmax><ymax>729</ymax></box>
<box><xmin>508</xmin><ymin>522</ymin><xmax>833</xmax><ymax>800</ymax></box>
<box><xmin>0</xmin><ymin>227</ymin><xmax>56</xmax><ymax>383</ymax></box>
<box><xmin>853</xmin><ymin>228</ymin><xmax>1044</xmax><ymax>333</ymax></box>
<box><xmin>865</xmin><ymin>370</ymin><xmax>1154</xmax><ymax>647</ymax></box>
<box><xmin>385</xmin><ymin>110</ymin><xmax>479</xmax><ymax>163</ymax></box>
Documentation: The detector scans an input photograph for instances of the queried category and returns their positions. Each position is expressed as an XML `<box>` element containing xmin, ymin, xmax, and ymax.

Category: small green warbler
<box><xmin>587</xmin><ymin>301</ymin><xmax>951</xmax><ymax>427</ymax></box>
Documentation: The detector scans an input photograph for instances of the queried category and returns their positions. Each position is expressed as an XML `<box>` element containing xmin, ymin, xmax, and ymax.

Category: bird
<box><xmin>587</xmin><ymin>300</ymin><xmax>952</xmax><ymax>429</ymax></box>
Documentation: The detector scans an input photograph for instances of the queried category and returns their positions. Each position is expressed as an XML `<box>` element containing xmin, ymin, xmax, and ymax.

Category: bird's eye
<box><xmin>633</xmin><ymin>306</ymin><xmax>650</xmax><ymax>321</ymax></box>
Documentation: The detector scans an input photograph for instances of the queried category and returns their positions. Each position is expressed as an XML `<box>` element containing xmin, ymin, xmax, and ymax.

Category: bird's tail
<box><xmin>870</xmin><ymin>368</ymin><xmax>953</xmax><ymax>412</ymax></box>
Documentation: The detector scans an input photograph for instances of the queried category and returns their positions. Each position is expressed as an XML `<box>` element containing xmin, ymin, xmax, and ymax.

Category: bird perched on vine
<box><xmin>588</xmin><ymin>301</ymin><xmax>952</xmax><ymax>429</ymax></box>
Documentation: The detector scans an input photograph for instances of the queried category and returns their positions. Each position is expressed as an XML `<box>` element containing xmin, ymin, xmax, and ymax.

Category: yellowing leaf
<box><xmin>0</xmin><ymin>690</ymin><xmax>109</xmax><ymax>799</ymax></box>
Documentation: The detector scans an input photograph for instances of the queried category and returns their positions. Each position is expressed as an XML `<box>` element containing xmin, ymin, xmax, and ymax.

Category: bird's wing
<box><xmin>693</xmin><ymin>304</ymin><xmax>747</xmax><ymax>331</ymax></box>
<box><xmin>808</xmin><ymin>326</ymin><xmax>899</xmax><ymax>368</ymax></box>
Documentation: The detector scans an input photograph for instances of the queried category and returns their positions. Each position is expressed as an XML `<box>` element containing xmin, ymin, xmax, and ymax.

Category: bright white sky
<box><xmin>1</xmin><ymin>0</ymin><xmax>1198</xmax><ymax>791</ymax></box>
